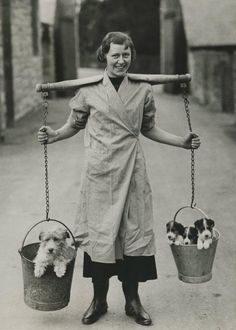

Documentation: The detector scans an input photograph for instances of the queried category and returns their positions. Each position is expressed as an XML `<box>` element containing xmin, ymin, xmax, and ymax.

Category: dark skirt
<box><xmin>83</xmin><ymin>252</ymin><xmax>158</xmax><ymax>283</ymax></box>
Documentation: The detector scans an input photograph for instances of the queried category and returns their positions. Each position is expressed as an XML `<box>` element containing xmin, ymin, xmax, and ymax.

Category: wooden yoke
<box><xmin>35</xmin><ymin>73</ymin><xmax>191</xmax><ymax>93</ymax></box>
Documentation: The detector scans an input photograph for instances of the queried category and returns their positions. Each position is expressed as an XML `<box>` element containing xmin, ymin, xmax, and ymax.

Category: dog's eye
<box><xmin>53</xmin><ymin>237</ymin><xmax>59</xmax><ymax>242</ymax></box>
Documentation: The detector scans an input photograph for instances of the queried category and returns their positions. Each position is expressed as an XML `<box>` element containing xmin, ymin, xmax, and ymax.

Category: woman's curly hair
<box><xmin>96</xmin><ymin>32</ymin><xmax>136</xmax><ymax>63</ymax></box>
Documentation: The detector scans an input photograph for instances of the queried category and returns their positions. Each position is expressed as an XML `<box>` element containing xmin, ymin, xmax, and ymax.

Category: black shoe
<box><xmin>125</xmin><ymin>298</ymin><xmax>152</xmax><ymax>326</ymax></box>
<box><xmin>82</xmin><ymin>299</ymin><xmax>108</xmax><ymax>325</ymax></box>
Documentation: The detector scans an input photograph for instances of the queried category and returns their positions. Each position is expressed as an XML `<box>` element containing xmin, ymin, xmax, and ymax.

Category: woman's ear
<box><xmin>96</xmin><ymin>46</ymin><xmax>106</xmax><ymax>63</ymax></box>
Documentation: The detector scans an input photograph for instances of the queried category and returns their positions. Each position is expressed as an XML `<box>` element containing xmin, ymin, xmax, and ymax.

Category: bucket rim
<box><xmin>18</xmin><ymin>242</ymin><xmax>39</xmax><ymax>263</ymax></box>
<box><xmin>20</xmin><ymin>218</ymin><xmax>78</xmax><ymax>251</ymax></box>
<box><xmin>172</xmin><ymin>228</ymin><xmax>220</xmax><ymax>248</ymax></box>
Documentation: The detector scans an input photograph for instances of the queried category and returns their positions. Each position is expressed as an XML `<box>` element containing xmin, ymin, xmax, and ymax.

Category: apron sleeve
<box><xmin>141</xmin><ymin>85</ymin><xmax>157</xmax><ymax>133</ymax></box>
<box><xmin>67</xmin><ymin>89</ymin><xmax>90</xmax><ymax>129</ymax></box>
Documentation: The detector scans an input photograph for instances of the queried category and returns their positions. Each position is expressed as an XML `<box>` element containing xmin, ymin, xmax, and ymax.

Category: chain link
<box><xmin>180</xmin><ymin>83</ymin><xmax>196</xmax><ymax>208</ymax></box>
<box><xmin>41</xmin><ymin>92</ymin><xmax>50</xmax><ymax>220</ymax></box>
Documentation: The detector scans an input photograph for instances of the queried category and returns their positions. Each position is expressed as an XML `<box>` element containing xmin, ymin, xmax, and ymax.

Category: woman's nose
<box><xmin>117</xmin><ymin>56</ymin><xmax>124</xmax><ymax>63</ymax></box>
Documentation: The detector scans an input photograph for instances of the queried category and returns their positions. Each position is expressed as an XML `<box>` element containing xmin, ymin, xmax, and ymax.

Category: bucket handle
<box><xmin>173</xmin><ymin>205</ymin><xmax>209</xmax><ymax>223</ymax></box>
<box><xmin>20</xmin><ymin>219</ymin><xmax>78</xmax><ymax>251</ymax></box>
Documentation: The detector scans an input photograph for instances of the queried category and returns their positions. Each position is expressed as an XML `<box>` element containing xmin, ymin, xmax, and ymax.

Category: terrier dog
<box><xmin>194</xmin><ymin>218</ymin><xmax>215</xmax><ymax>250</ymax></box>
<box><xmin>183</xmin><ymin>226</ymin><xmax>198</xmax><ymax>245</ymax></box>
<box><xmin>34</xmin><ymin>227</ymin><xmax>72</xmax><ymax>278</ymax></box>
<box><xmin>166</xmin><ymin>221</ymin><xmax>185</xmax><ymax>245</ymax></box>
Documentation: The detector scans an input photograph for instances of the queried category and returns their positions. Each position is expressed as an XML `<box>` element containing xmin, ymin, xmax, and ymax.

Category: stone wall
<box><xmin>189</xmin><ymin>48</ymin><xmax>235</xmax><ymax>114</ymax></box>
<box><xmin>11</xmin><ymin>0</ymin><xmax>42</xmax><ymax>121</ymax></box>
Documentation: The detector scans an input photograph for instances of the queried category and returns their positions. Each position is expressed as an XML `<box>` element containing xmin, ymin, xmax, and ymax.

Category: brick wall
<box><xmin>11</xmin><ymin>0</ymin><xmax>42</xmax><ymax>121</ymax></box>
<box><xmin>189</xmin><ymin>49</ymin><xmax>235</xmax><ymax>114</ymax></box>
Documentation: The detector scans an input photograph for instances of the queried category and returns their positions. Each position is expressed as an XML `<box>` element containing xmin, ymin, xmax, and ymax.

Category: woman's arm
<box><xmin>38</xmin><ymin>122</ymin><xmax>80</xmax><ymax>145</ymax></box>
<box><xmin>142</xmin><ymin>126</ymin><xmax>200</xmax><ymax>149</ymax></box>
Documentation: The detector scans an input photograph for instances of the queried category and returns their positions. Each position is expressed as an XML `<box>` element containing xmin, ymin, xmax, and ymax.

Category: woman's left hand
<box><xmin>183</xmin><ymin>132</ymin><xmax>201</xmax><ymax>149</ymax></box>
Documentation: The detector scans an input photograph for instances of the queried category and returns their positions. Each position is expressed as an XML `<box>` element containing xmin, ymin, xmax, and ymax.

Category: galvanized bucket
<box><xmin>170</xmin><ymin>206</ymin><xmax>220</xmax><ymax>284</ymax></box>
<box><xmin>18</xmin><ymin>219</ymin><xmax>77</xmax><ymax>311</ymax></box>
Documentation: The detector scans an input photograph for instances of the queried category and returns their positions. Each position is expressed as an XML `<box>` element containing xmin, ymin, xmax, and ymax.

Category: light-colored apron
<box><xmin>69</xmin><ymin>71</ymin><xmax>156</xmax><ymax>263</ymax></box>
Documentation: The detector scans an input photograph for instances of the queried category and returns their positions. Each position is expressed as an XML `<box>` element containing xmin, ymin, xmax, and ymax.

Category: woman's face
<box><xmin>105</xmin><ymin>43</ymin><xmax>132</xmax><ymax>78</ymax></box>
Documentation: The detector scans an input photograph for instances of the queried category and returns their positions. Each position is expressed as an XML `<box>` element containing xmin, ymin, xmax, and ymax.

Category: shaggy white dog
<box><xmin>34</xmin><ymin>227</ymin><xmax>72</xmax><ymax>278</ymax></box>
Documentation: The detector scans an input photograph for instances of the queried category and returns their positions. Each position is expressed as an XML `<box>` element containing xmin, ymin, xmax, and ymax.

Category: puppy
<box><xmin>34</xmin><ymin>227</ymin><xmax>71</xmax><ymax>278</ymax></box>
<box><xmin>166</xmin><ymin>221</ymin><xmax>184</xmax><ymax>246</ymax></box>
<box><xmin>194</xmin><ymin>218</ymin><xmax>215</xmax><ymax>250</ymax></box>
<box><xmin>183</xmin><ymin>226</ymin><xmax>198</xmax><ymax>245</ymax></box>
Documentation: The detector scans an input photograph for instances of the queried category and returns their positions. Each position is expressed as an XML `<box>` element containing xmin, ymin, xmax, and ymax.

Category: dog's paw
<box><xmin>203</xmin><ymin>240</ymin><xmax>211</xmax><ymax>249</ymax></box>
<box><xmin>34</xmin><ymin>266</ymin><xmax>46</xmax><ymax>278</ymax></box>
<box><xmin>54</xmin><ymin>265</ymin><xmax>66</xmax><ymax>278</ymax></box>
<box><xmin>197</xmin><ymin>239</ymin><xmax>203</xmax><ymax>250</ymax></box>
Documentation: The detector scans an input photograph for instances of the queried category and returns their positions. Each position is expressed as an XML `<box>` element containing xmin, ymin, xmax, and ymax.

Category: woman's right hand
<box><xmin>37</xmin><ymin>126</ymin><xmax>58</xmax><ymax>145</ymax></box>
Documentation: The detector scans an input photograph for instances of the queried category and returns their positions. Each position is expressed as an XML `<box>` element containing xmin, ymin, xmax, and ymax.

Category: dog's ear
<box><xmin>194</xmin><ymin>227</ymin><xmax>198</xmax><ymax>234</ymax></box>
<box><xmin>61</xmin><ymin>229</ymin><xmax>70</xmax><ymax>239</ymax></box>
<box><xmin>191</xmin><ymin>227</ymin><xmax>198</xmax><ymax>235</ymax></box>
<box><xmin>207</xmin><ymin>218</ymin><xmax>215</xmax><ymax>228</ymax></box>
<box><xmin>39</xmin><ymin>231</ymin><xmax>44</xmax><ymax>241</ymax></box>
<box><xmin>194</xmin><ymin>219</ymin><xmax>202</xmax><ymax>230</ymax></box>
<box><xmin>176</xmin><ymin>222</ymin><xmax>185</xmax><ymax>235</ymax></box>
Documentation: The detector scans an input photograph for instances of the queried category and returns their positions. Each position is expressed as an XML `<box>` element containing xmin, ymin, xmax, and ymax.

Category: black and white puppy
<box><xmin>166</xmin><ymin>221</ymin><xmax>185</xmax><ymax>246</ymax></box>
<box><xmin>194</xmin><ymin>218</ymin><xmax>215</xmax><ymax>250</ymax></box>
<box><xmin>183</xmin><ymin>226</ymin><xmax>198</xmax><ymax>245</ymax></box>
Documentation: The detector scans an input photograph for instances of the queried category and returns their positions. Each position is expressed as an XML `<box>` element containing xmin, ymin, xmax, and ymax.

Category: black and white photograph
<box><xmin>0</xmin><ymin>0</ymin><xmax>236</xmax><ymax>329</ymax></box>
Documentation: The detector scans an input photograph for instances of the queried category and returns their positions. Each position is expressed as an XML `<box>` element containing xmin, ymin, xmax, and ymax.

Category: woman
<box><xmin>38</xmin><ymin>32</ymin><xmax>201</xmax><ymax>326</ymax></box>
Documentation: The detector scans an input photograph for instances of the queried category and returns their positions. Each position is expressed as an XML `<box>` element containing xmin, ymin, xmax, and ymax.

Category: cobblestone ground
<box><xmin>0</xmin><ymin>68</ymin><xmax>236</xmax><ymax>329</ymax></box>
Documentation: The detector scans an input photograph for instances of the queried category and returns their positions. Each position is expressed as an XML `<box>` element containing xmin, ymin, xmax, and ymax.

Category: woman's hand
<box><xmin>183</xmin><ymin>132</ymin><xmax>201</xmax><ymax>149</ymax></box>
<box><xmin>37</xmin><ymin>126</ymin><xmax>58</xmax><ymax>145</ymax></box>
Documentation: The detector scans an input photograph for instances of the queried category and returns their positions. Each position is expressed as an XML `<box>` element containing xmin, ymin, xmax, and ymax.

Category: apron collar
<box><xmin>103</xmin><ymin>69</ymin><xmax>127</xmax><ymax>84</ymax></box>
<box><xmin>102</xmin><ymin>71</ymin><xmax>138</xmax><ymax>137</ymax></box>
<box><xmin>103</xmin><ymin>70</ymin><xmax>130</xmax><ymax>102</ymax></box>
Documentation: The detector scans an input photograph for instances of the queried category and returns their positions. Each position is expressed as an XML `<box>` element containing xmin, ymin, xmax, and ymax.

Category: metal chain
<box><xmin>41</xmin><ymin>92</ymin><xmax>50</xmax><ymax>220</ymax></box>
<box><xmin>180</xmin><ymin>83</ymin><xmax>196</xmax><ymax>208</ymax></box>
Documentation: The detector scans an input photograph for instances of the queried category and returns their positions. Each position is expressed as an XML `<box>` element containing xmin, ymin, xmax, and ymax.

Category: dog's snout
<box><xmin>48</xmin><ymin>248</ymin><xmax>54</xmax><ymax>253</ymax></box>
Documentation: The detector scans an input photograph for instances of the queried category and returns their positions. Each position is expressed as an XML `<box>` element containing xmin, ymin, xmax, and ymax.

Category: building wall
<box><xmin>0</xmin><ymin>1</ymin><xmax>6</xmax><ymax>140</ymax></box>
<box><xmin>189</xmin><ymin>49</ymin><xmax>235</xmax><ymax>113</ymax></box>
<box><xmin>10</xmin><ymin>0</ymin><xmax>42</xmax><ymax>122</ymax></box>
<box><xmin>54</xmin><ymin>0</ymin><xmax>79</xmax><ymax>96</ymax></box>
<box><xmin>160</xmin><ymin>0</ymin><xmax>187</xmax><ymax>93</ymax></box>
<box><xmin>234</xmin><ymin>53</ymin><xmax>236</xmax><ymax>119</ymax></box>
<box><xmin>41</xmin><ymin>23</ymin><xmax>56</xmax><ymax>84</ymax></box>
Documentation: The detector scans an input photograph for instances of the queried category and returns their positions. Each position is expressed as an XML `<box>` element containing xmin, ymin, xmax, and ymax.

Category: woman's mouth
<box><xmin>115</xmin><ymin>66</ymin><xmax>126</xmax><ymax>71</ymax></box>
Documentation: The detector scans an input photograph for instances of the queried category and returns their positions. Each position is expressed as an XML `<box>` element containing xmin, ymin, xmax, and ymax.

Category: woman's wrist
<box><xmin>48</xmin><ymin>130</ymin><xmax>59</xmax><ymax>144</ymax></box>
<box><xmin>179</xmin><ymin>137</ymin><xmax>186</xmax><ymax>148</ymax></box>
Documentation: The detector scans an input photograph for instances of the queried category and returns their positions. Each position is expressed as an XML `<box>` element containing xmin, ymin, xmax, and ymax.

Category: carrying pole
<box><xmin>36</xmin><ymin>74</ymin><xmax>191</xmax><ymax>93</ymax></box>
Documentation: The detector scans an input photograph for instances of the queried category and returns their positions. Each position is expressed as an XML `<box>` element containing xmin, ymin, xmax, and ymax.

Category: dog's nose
<box><xmin>48</xmin><ymin>248</ymin><xmax>54</xmax><ymax>253</ymax></box>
